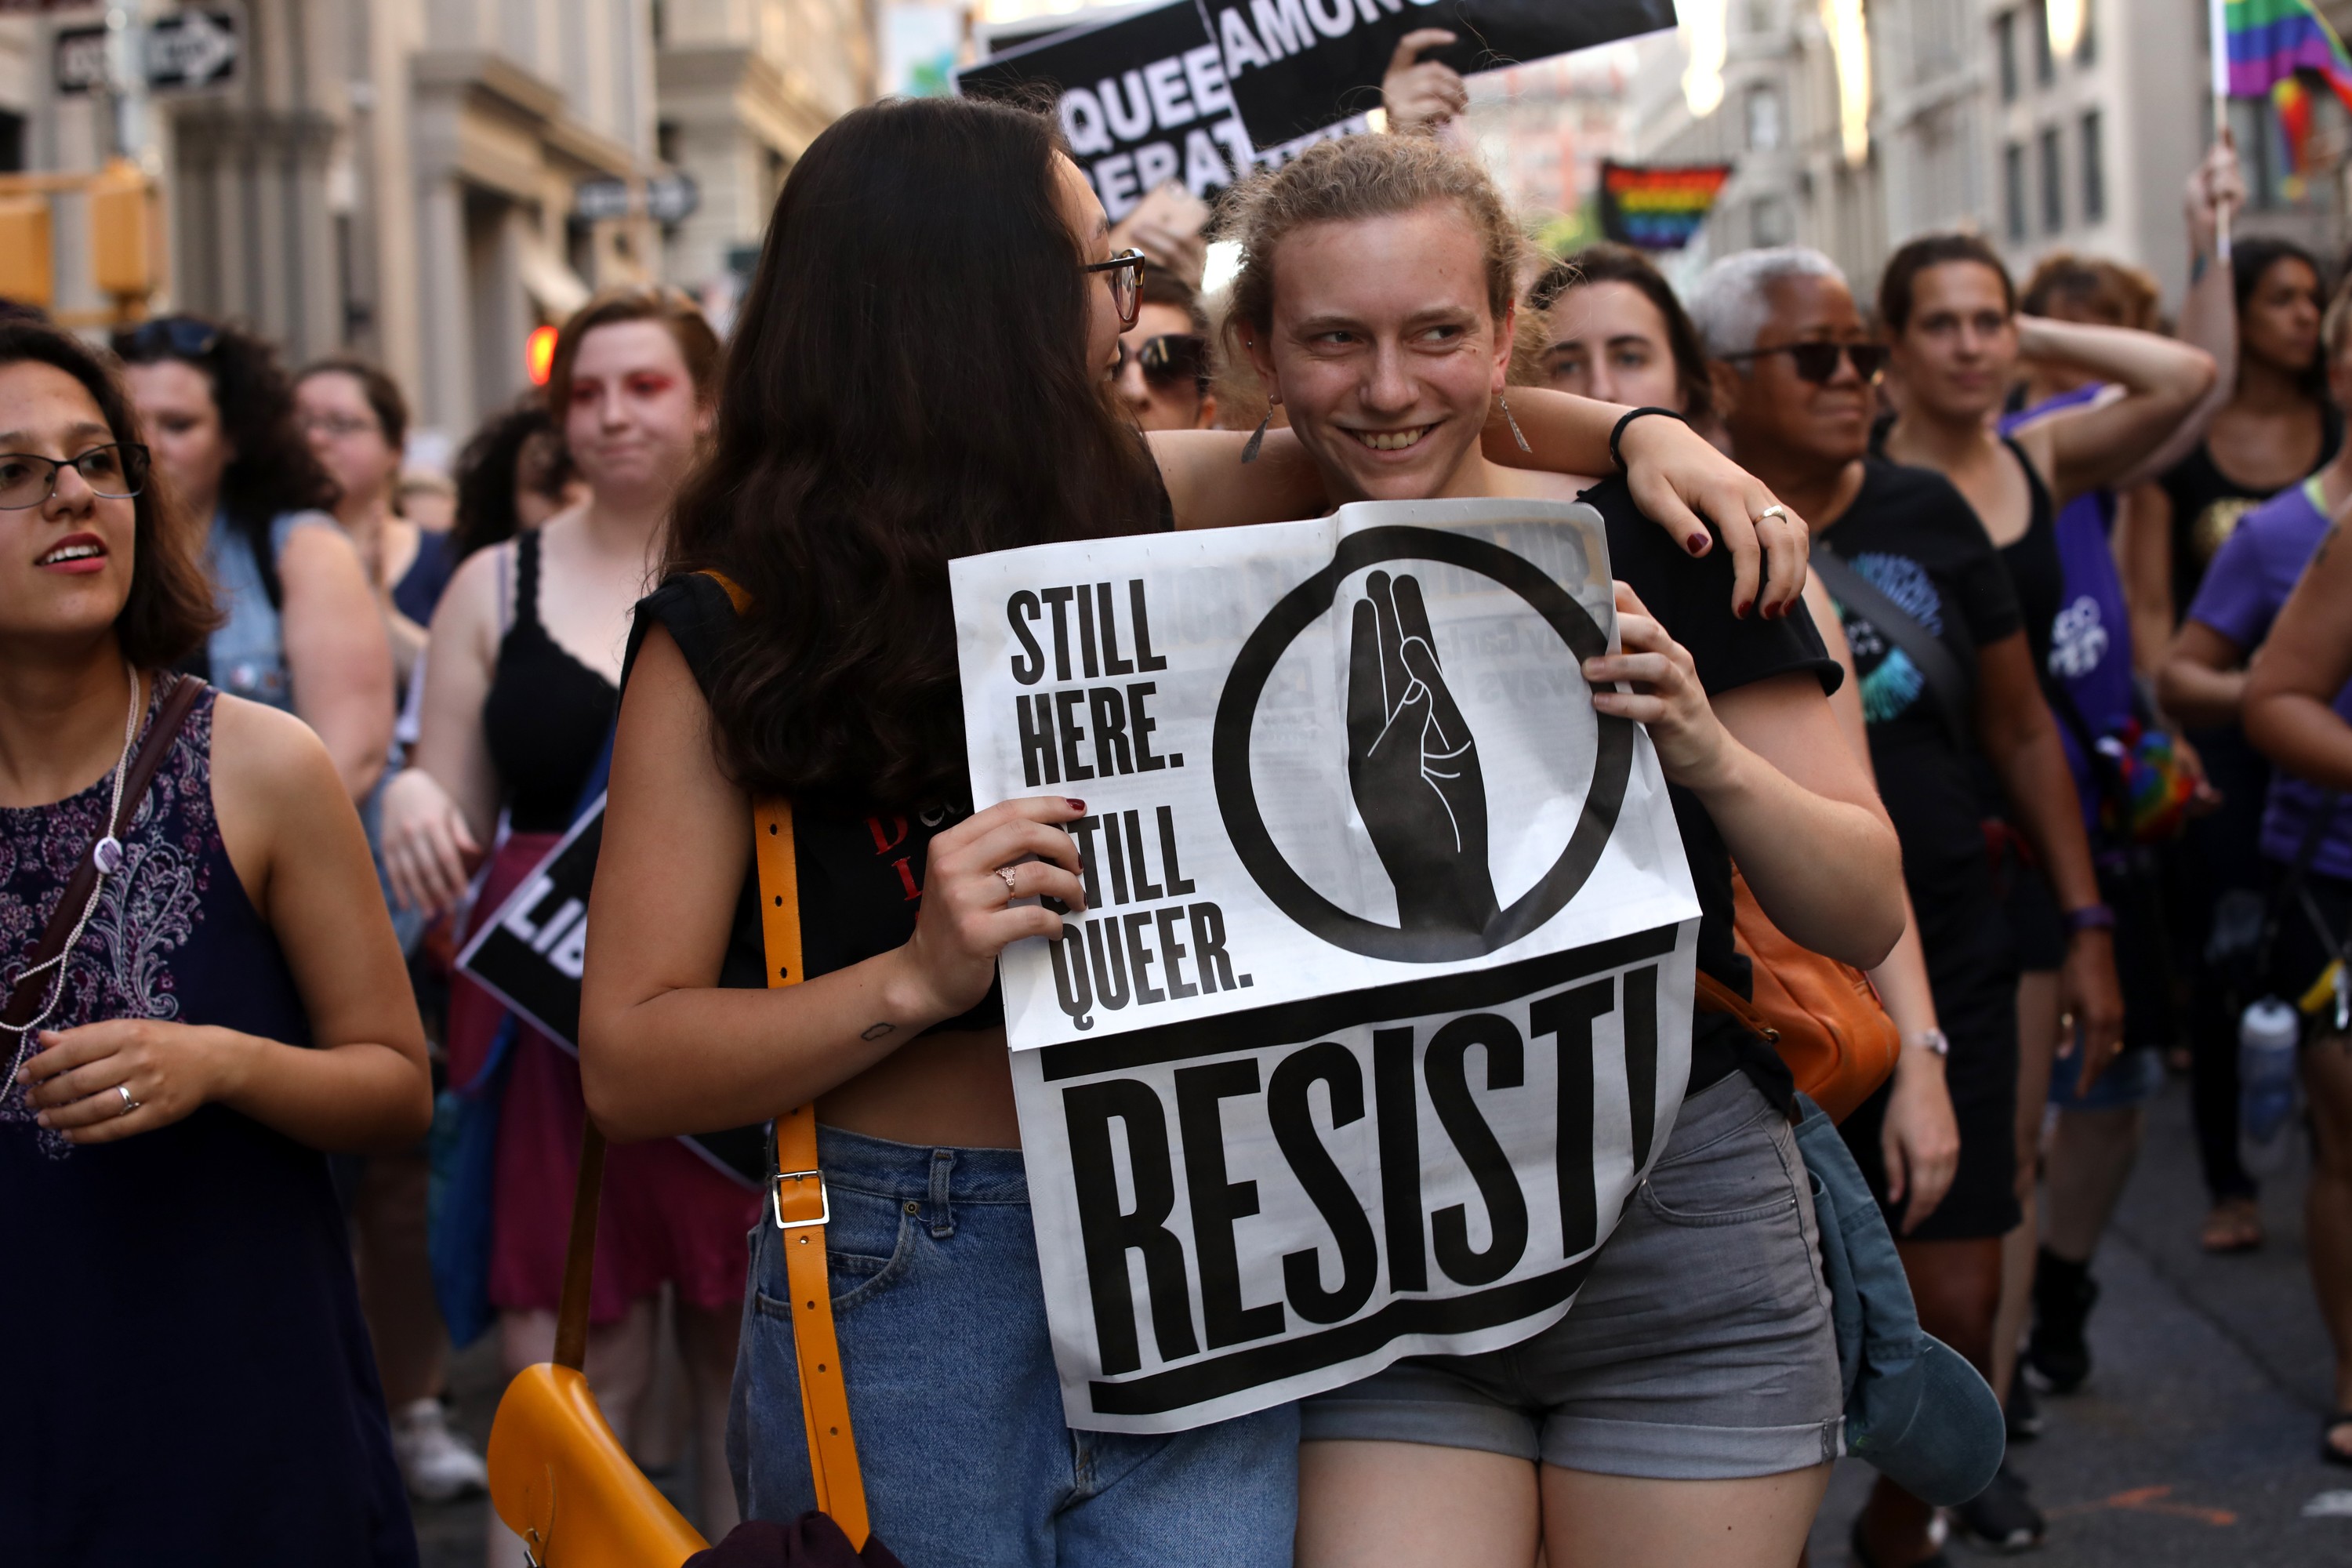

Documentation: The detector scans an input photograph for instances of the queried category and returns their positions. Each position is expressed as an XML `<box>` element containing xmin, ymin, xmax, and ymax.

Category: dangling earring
<box><xmin>1499</xmin><ymin>391</ymin><xmax>1533</xmax><ymax>454</ymax></box>
<box><xmin>1240</xmin><ymin>412</ymin><xmax>1271</xmax><ymax>463</ymax></box>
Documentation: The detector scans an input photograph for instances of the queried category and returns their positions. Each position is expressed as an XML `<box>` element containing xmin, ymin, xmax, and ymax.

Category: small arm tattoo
<box><xmin>860</xmin><ymin>1022</ymin><xmax>897</xmax><ymax>1041</ymax></box>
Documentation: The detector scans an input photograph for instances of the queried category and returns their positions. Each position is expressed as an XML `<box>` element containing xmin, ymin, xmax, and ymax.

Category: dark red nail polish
<box><xmin>1736</xmin><ymin>599</ymin><xmax>1752</xmax><ymax>619</ymax></box>
<box><xmin>1686</xmin><ymin>533</ymin><xmax>1708</xmax><ymax>554</ymax></box>
<box><xmin>1066</xmin><ymin>798</ymin><xmax>1086</xmax><ymax>812</ymax></box>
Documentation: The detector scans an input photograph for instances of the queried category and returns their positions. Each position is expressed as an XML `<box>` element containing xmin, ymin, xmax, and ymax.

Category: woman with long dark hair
<box><xmin>0</xmin><ymin>321</ymin><xmax>431</xmax><ymax>1562</ymax></box>
<box><xmin>114</xmin><ymin>317</ymin><xmax>394</xmax><ymax>802</ymax></box>
<box><xmin>581</xmin><ymin>96</ymin><xmax>1842</xmax><ymax>1562</ymax></box>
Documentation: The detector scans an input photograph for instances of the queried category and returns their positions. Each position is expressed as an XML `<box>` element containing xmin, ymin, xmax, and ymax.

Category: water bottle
<box><xmin>2240</xmin><ymin>997</ymin><xmax>2303</xmax><ymax>1176</ymax></box>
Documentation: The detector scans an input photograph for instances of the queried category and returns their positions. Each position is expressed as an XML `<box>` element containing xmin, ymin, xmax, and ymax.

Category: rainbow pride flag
<box><xmin>1599</xmin><ymin>162</ymin><xmax>1733</xmax><ymax>251</ymax></box>
<box><xmin>2223</xmin><ymin>0</ymin><xmax>2352</xmax><ymax>112</ymax></box>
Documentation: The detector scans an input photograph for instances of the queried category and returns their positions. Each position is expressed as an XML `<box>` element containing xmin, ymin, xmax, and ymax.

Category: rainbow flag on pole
<box><xmin>2220</xmin><ymin>0</ymin><xmax>2352</xmax><ymax>111</ymax></box>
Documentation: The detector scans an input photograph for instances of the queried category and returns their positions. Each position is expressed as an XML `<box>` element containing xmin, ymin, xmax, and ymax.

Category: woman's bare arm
<box><xmin>2157</xmin><ymin>619</ymin><xmax>2249</xmax><ymax>729</ymax></box>
<box><xmin>2119</xmin><ymin>483</ymin><xmax>2179</xmax><ymax>683</ymax></box>
<box><xmin>2013</xmin><ymin>318</ymin><xmax>2216</xmax><ymax>508</ymax></box>
<box><xmin>2244</xmin><ymin>524</ymin><xmax>2352</xmax><ymax>789</ymax></box>
<box><xmin>23</xmin><ymin>697</ymin><xmax>430</xmax><ymax>1152</ymax></box>
<box><xmin>277</xmin><ymin>521</ymin><xmax>396</xmax><ymax>800</ymax></box>
<box><xmin>579</xmin><ymin>627</ymin><xmax>1087</xmax><ymax>1142</ymax></box>
<box><xmin>379</xmin><ymin>543</ymin><xmax>506</xmax><ymax>913</ymax></box>
<box><xmin>1152</xmin><ymin>390</ymin><xmax>1810</xmax><ymax>617</ymax></box>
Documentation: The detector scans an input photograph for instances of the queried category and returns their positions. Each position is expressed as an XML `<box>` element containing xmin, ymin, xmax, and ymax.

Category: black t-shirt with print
<box><xmin>1583</xmin><ymin>476</ymin><xmax>1843</xmax><ymax>1100</ymax></box>
<box><xmin>1818</xmin><ymin>458</ymin><xmax>2024</xmax><ymax>1048</ymax></box>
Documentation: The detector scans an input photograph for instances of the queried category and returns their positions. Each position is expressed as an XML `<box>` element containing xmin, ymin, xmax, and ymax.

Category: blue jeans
<box><xmin>727</xmin><ymin>1127</ymin><xmax>1298</xmax><ymax>1567</ymax></box>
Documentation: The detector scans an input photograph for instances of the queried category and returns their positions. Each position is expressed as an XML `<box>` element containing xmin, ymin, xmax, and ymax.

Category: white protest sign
<box><xmin>952</xmin><ymin>498</ymin><xmax>1704</xmax><ymax>1431</ymax></box>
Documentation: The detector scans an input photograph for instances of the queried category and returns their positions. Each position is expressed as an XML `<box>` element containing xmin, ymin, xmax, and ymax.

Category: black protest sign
<box><xmin>957</xmin><ymin>0</ymin><xmax>1260</xmax><ymax>220</ymax></box>
<box><xmin>457</xmin><ymin>799</ymin><xmax>604</xmax><ymax>1047</ymax></box>
<box><xmin>456</xmin><ymin>799</ymin><xmax>766</xmax><ymax>1188</ymax></box>
<box><xmin>1196</xmin><ymin>0</ymin><xmax>1677</xmax><ymax>147</ymax></box>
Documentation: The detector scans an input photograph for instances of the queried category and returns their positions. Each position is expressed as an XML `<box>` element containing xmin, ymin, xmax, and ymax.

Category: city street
<box><xmin>410</xmin><ymin>1070</ymin><xmax>2352</xmax><ymax>1566</ymax></box>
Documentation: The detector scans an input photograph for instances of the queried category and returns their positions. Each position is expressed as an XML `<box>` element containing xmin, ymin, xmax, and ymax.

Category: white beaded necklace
<box><xmin>1</xmin><ymin>664</ymin><xmax>143</xmax><ymax>1100</ymax></box>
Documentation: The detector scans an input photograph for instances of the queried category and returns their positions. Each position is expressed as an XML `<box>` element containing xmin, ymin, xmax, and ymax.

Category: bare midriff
<box><xmin>816</xmin><ymin>1025</ymin><xmax>1022</xmax><ymax>1149</ymax></box>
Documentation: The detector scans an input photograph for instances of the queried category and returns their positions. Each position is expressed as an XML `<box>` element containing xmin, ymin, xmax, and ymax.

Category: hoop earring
<box><xmin>1499</xmin><ymin>392</ymin><xmax>1533</xmax><ymax>454</ymax></box>
<box><xmin>1240</xmin><ymin>412</ymin><xmax>1271</xmax><ymax>463</ymax></box>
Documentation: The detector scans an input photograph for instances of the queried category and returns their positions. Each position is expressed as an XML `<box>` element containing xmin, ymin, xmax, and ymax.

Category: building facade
<box><xmin>3</xmin><ymin>0</ymin><xmax>873</xmax><ymax>462</ymax></box>
<box><xmin>1629</xmin><ymin>0</ymin><xmax>2343</xmax><ymax>314</ymax></box>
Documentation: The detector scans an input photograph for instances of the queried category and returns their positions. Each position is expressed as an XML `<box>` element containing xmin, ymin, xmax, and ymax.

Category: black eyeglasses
<box><xmin>113</xmin><ymin>315</ymin><xmax>220</xmax><ymax>362</ymax></box>
<box><xmin>1086</xmin><ymin>249</ymin><xmax>1147</xmax><ymax>330</ymax></box>
<box><xmin>1718</xmin><ymin>339</ymin><xmax>1889</xmax><ymax>384</ymax></box>
<box><xmin>0</xmin><ymin>443</ymin><xmax>151</xmax><ymax>510</ymax></box>
<box><xmin>1116</xmin><ymin>332</ymin><xmax>1208</xmax><ymax>390</ymax></box>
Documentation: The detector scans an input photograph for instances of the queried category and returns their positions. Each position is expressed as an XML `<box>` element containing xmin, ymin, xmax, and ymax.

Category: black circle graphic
<box><xmin>1213</xmin><ymin>524</ymin><xmax>1635</xmax><ymax>963</ymax></box>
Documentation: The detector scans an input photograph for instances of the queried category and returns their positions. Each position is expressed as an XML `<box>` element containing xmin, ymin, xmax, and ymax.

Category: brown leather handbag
<box><xmin>485</xmin><ymin>790</ymin><xmax>883</xmax><ymax>1564</ymax></box>
<box><xmin>1694</xmin><ymin>864</ymin><xmax>1902</xmax><ymax>1123</ymax></box>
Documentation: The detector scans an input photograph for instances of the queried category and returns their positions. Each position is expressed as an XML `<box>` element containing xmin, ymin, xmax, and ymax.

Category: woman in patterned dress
<box><xmin>0</xmin><ymin>321</ymin><xmax>433</xmax><ymax>1563</ymax></box>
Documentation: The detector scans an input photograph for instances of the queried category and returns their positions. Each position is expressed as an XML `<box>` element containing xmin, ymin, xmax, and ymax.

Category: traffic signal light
<box><xmin>526</xmin><ymin>325</ymin><xmax>558</xmax><ymax>386</ymax></box>
<box><xmin>0</xmin><ymin>195</ymin><xmax>53</xmax><ymax>309</ymax></box>
<box><xmin>89</xmin><ymin>158</ymin><xmax>154</xmax><ymax>300</ymax></box>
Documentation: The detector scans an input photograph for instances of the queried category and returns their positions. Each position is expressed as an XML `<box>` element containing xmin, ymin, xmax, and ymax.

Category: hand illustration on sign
<box><xmin>1347</xmin><ymin>569</ymin><xmax>1498</xmax><ymax>938</ymax></box>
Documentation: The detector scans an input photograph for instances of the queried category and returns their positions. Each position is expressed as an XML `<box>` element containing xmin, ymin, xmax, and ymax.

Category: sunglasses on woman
<box><xmin>1718</xmin><ymin>339</ymin><xmax>1889</xmax><ymax>384</ymax></box>
<box><xmin>0</xmin><ymin>443</ymin><xmax>151</xmax><ymax>510</ymax></box>
<box><xmin>112</xmin><ymin>315</ymin><xmax>221</xmax><ymax>361</ymax></box>
<box><xmin>1116</xmin><ymin>332</ymin><xmax>1208</xmax><ymax>390</ymax></box>
<box><xmin>1086</xmin><ymin>249</ymin><xmax>1147</xmax><ymax>331</ymax></box>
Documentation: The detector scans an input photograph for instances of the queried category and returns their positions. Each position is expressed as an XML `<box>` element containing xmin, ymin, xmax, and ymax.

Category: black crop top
<box><xmin>622</xmin><ymin>573</ymin><xmax>1006</xmax><ymax>1033</ymax></box>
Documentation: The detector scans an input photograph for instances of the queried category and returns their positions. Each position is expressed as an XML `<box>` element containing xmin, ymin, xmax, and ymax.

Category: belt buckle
<box><xmin>772</xmin><ymin>1167</ymin><xmax>829</xmax><ymax>1231</ymax></box>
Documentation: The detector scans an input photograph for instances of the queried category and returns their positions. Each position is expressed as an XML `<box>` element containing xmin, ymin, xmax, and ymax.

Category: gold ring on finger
<box><xmin>1755</xmin><ymin>504</ymin><xmax>1790</xmax><ymax>525</ymax></box>
<box><xmin>996</xmin><ymin>866</ymin><xmax>1020</xmax><ymax>899</ymax></box>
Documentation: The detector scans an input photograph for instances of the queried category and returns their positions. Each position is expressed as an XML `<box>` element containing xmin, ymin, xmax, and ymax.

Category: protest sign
<box><xmin>952</xmin><ymin>498</ymin><xmax>1701</xmax><ymax>1430</ymax></box>
<box><xmin>1599</xmin><ymin>160</ymin><xmax>1733</xmax><ymax>249</ymax></box>
<box><xmin>1196</xmin><ymin>0</ymin><xmax>1677</xmax><ymax>148</ymax></box>
<box><xmin>956</xmin><ymin>0</ymin><xmax>1366</xmax><ymax>218</ymax></box>
<box><xmin>455</xmin><ymin>802</ymin><xmax>764</xmax><ymax>1186</ymax></box>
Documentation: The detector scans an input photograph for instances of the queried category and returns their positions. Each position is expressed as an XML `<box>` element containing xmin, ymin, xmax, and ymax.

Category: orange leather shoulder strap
<box><xmin>700</xmin><ymin>568</ymin><xmax>752</xmax><ymax>615</ymax></box>
<box><xmin>750</xmin><ymin>797</ymin><xmax>872</xmax><ymax>1548</ymax></box>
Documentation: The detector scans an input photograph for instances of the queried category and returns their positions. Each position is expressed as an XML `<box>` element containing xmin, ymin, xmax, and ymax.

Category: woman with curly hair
<box><xmin>114</xmin><ymin>317</ymin><xmax>394</xmax><ymax>801</ymax></box>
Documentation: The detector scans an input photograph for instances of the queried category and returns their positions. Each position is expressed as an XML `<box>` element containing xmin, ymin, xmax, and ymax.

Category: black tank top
<box><xmin>483</xmin><ymin>529</ymin><xmax>619</xmax><ymax>833</ymax></box>
<box><xmin>1995</xmin><ymin>436</ymin><xmax>2063</xmax><ymax>674</ymax></box>
<box><xmin>2158</xmin><ymin>406</ymin><xmax>2343</xmax><ymax>613</ymax></box>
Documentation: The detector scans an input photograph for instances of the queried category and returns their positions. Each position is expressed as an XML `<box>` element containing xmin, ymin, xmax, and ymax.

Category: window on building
<box><xmin>2040</xmin><ymin>125</ymin><xmax>2064</xmax><ymax>232</ymax></box>
<box><xmin>2033</xmin><ymin>0</ymin><xmax>2056</xmax><ymax>85</ymax></box>
<box><xmin>1996</xmin><ymin>11</ymin><xmax>2019</xmax><ymax>103</ymax></box>
<box><xmin>1747</xmin><ymin>85</ymin><xmax>1784</xmax><ymax>151</ymax></box>
<box><xmin>2078</xmin><ymin>0</ymin><xmax>2096</xmax><ymax>66</ymax></box>
<box><xmin>2005</xmin><ymin>141</ymin><xmax>2027</xmax><ymax>241</ymax></box>
<box><xmin>2082</xmin><ymin>109</ymin><xmax>2105</xmax><ymax>223</ymax></box>
<box><xmin>0</xmin><ymin>111</ymin><xmax>22</xmax><ymax>174</ymax></box>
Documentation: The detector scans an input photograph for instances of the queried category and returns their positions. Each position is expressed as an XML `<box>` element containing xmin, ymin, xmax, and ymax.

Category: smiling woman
<box><xmin>0</xmin><ymin>321</ymin><xmax>432</xmax><ymax>1562</ymax></box>
<box><xmin>1202</xmin><ymin>133</ymin><xmax>1903</xmax><ymax>1568</ymax></box>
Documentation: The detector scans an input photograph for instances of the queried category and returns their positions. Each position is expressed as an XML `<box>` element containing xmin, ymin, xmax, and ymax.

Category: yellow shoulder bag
<box><xmin>485</xmin><ymin>784</ymin><xmax>871</xmax><ymax>1564</ymax></box>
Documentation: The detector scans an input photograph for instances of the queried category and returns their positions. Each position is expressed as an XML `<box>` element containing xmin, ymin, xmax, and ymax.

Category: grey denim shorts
<box><xmin>1300</xmin><ymin>1073</ymin><xmax>1844</xmax><ymax>1480</ymax></box>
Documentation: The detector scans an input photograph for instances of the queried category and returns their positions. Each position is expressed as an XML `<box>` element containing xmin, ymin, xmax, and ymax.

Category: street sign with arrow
<box><xmin>54</xmin><ymin>9</ymin><xmax>240</xmax><ymax>97</ymax></box>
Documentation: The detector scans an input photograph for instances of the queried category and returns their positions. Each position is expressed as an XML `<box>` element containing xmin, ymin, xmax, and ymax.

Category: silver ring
<box><xmin>1755</xmin><ymin>504</ymin><xmax>1791</xmax><ymax>525</ymax></box>
<box><xmin>115</xmin><ymin>1084</ymin><xmax>138</xmax><ymax>1116</ymax></box>
<box><xmin>996</xmin><ymin>866</ymin><xmax>1020</xmax><ymax>898</ymax></box>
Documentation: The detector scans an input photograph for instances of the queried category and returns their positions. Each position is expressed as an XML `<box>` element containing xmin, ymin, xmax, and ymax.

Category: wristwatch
<box><xmin>1904</xmin><ymin>1028</ymin><xmax>1950</xmax><ymax>1058</ymax></box>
